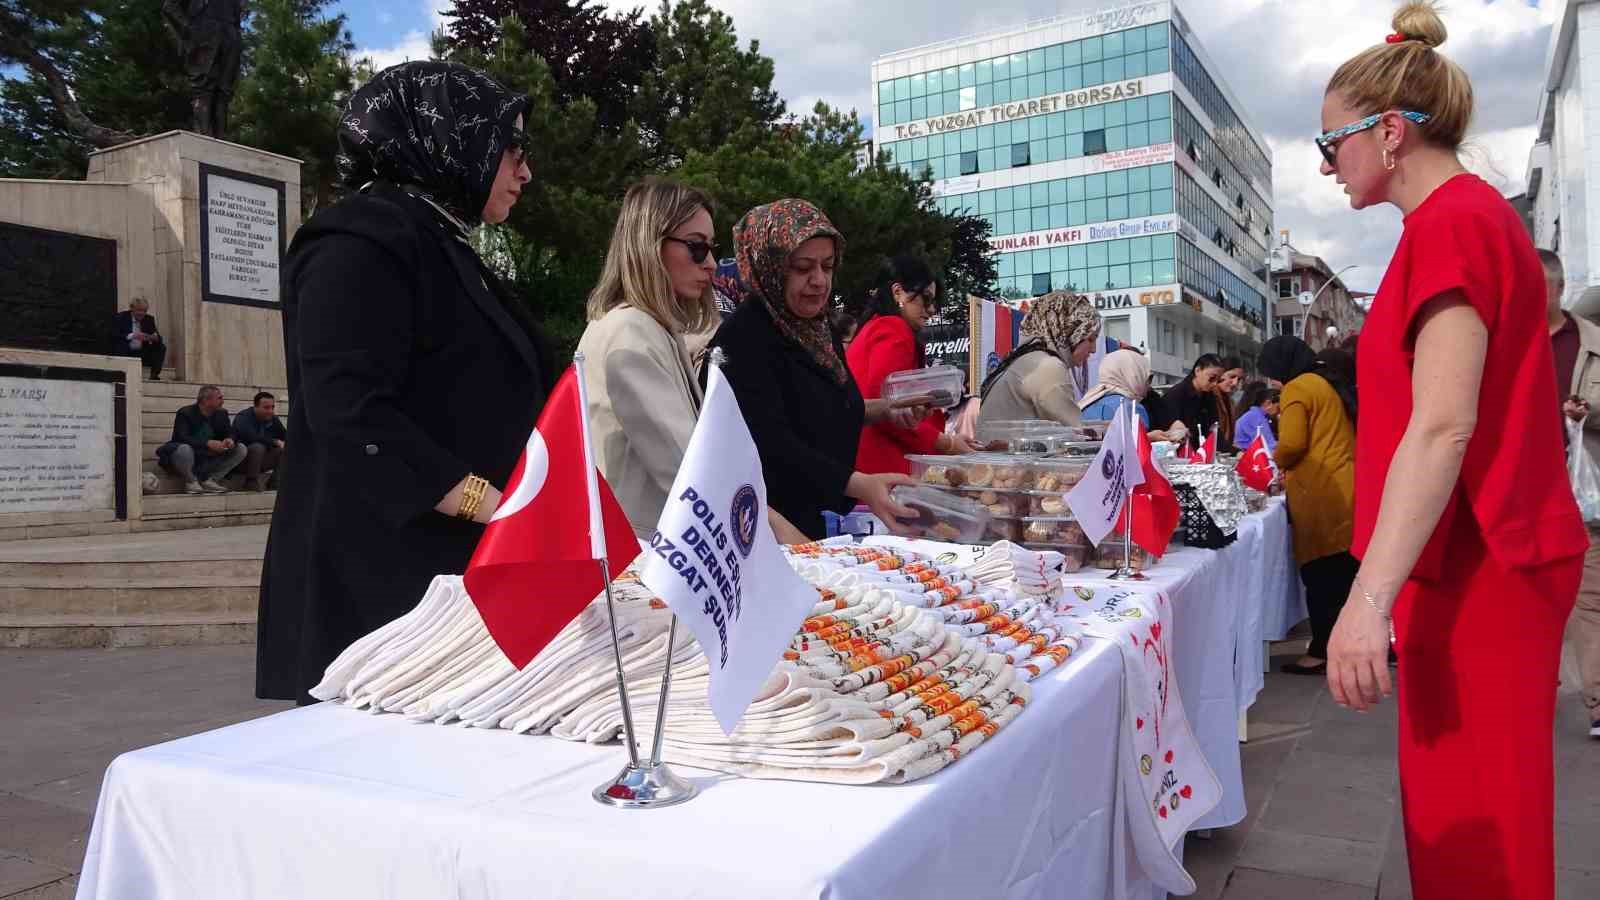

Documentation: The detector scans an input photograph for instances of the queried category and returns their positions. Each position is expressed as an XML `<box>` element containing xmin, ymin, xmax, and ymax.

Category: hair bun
<box><xmin>1392</xmin><ymin>1</ymin><xmax>1447</xmax><ymax>49</ymax></box>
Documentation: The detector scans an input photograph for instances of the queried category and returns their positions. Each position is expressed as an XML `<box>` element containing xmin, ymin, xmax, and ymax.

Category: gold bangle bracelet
<box><xmin>457</xmin><ymin>475</ymin><xmax>488</xmax><ymax>521</ymax></box>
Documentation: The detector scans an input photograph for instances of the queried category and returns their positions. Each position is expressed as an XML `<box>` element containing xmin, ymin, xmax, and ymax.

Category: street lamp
<box><xmin>1301</xmin><ymin>264</ymin><xmax>1360</xmax><ymax>345</ymax></box>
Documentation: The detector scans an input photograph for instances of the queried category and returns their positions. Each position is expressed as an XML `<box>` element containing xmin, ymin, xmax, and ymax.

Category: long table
<box><xmin>74</xmin><ymin>504</ymin><xmax>1301</xmax><ymax>900</ymax></box>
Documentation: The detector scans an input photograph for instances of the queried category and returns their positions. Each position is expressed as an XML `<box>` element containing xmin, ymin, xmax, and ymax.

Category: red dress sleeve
<box><xmin>1392</xmin><ymin>208</ymin><xmax>1502</xmax><ymax>350</ymax></box>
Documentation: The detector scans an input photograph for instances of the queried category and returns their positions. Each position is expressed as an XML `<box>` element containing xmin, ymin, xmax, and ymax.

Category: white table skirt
<box><xmin>74</xmin><ymin>506</ymin><xmax>1299</xmax><ymax>900</ymax></box>
<box><xmin>77</xmin><ymin>640</ymin><xmax>1171</xmax><ymax>900</ymax></box>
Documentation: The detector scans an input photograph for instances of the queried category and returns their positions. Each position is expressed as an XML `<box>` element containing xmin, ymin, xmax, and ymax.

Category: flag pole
<box><xmin>575</xmin><ymin>352</ymin><xmax>696</xmax><ymax>809</ymax></box>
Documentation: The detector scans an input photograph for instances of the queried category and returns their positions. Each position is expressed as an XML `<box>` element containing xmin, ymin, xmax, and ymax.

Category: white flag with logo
<box><xmin>1065</xmin><ymin>399</ymin><xmax>1146</xmax><ymax>547</ymax></box>
<box><xmin>640</xmin><ymin>364</ymin><xmax>819</xmax><ymax>735</ymax></box>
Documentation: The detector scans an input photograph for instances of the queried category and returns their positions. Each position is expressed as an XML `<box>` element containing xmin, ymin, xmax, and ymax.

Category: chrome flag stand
<box><xmin>572</xmin><ymin>352</ymin><xmax>697</xmax><ymax>809</ymax></box>
<box><xmin>1108</xmin><ymin>398</ymin><xmax>1147</xmax><ymax>581</ymax></box>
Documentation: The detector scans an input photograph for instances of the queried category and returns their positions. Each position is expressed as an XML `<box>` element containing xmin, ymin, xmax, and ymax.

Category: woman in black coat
<box><xmin>707</xmin><ymin>199</ymin><xmax>920</xmax><ymax>539</ymax></box>
<box><xmin>256</xmin><ymin>62</ymin><xmax>552</xmax><ymax>704</ymax></box>
<box><xmin>1161</xmin><ymin>353</ymin><xmax>1225</xmax><ymax>450</ymax></box>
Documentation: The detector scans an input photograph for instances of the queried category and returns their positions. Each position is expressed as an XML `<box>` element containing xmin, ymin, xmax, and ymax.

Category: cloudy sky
<box><xmin>336</xmin><ymin>0</ymin><xmax>1558</xmax><ymax>293</ymax></box>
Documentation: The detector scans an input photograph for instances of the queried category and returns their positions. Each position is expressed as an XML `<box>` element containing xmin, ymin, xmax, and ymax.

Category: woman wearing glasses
<box><xmin>847</xmin><ymin>255</ymin><xmax>976</xmax><ymax>475</ymax></box>
<box><xmin>1317</xmin><ymin>4</ymin><xmax>1585</xmax><ymax>896</ymax></box>
<box><xmin>258</xmin><ymin>62</ymin><xmax>552</xmax><ymax>704</ymax></box>
<box><xmin>577</xmin><ymin>178</ymin><xmax>806</xmax><ymax>543</ymax></box>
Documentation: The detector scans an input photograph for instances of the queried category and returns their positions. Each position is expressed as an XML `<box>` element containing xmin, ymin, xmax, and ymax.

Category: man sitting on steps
<box><xmin>232</xmin><ymin>391</ymin><xmax>286</xmax><ymax>492</ymax></box>
<box><xmin>156</xmin><ymin>385</ymin><xmax>246</xmax><ymax>494</ymax></box>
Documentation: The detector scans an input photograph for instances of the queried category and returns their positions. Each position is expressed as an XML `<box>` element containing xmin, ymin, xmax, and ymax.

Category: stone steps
<box><xmin>0</xmin><ymin>524</ymin><xmax>266</xmax><ymax>648</ymax></box>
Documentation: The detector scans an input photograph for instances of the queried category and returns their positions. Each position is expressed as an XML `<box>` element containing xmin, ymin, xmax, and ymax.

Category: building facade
<box><xmin>1528</xmin><ymin>0</ymin><xmax>1600</xmax><ymax>315</ymax></box>
<box><xmin>870</xmin><ymin>0</ymin><xmax>1273</xmax><ymax>383</ymax></box>
<box><xmin>1269</xmin><ymin>231</ymin><xmax>1365</xmax><ymax>352</ymax></box>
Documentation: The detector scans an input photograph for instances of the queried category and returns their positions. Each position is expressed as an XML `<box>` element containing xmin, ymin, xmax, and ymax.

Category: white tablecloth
<box><xmin>78</xmin><ymin>641</ymin><xmax>1167</xmax><ymax>900</ymax></box>
<box><xmin>75</xmin><ymin>505</ymin><xmax>1301</xmax><ymax>900</ymax></box>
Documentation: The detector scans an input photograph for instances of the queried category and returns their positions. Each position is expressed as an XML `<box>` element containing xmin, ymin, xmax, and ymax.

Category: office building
<box><xmin>1527</xmin><ymin>0</ymin><xmax>1600</xmax><ymax>316</ymax></box>
<box><xmin>870</xmin><ymin>0</ymin><xmax>1273</xmax><ymax>381</ymax></box>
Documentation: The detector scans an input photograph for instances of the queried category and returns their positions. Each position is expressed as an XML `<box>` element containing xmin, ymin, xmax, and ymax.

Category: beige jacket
<box><xmin>976</xmin><ymin>351</ymin><xmax>1083</xmax><ymax>429</ymax></box>
<box><xmin>1568</xmin><ymin>316</ymin><xmax>1600</xmax><ymax>468</ymax></box>
<box><xmin>576</xmin><ymin>306</ymin><xmax>703</xmax><ymax>536</ymax></box>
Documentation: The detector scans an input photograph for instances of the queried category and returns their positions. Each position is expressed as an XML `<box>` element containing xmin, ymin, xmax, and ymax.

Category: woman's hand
<box><xmin>936</xmin><ymin>433</ymin><xmax>976</xmax><ymax>454</ymax></box>
<box><xmin>864</xmin><ymin>398</ymin><xmax>930</xmax><ymax>429</ymax></box>
<box><xmin>767</xmin><ymin>508</ymin><xmax>810</xmax><ymax>545</ymax></box>
<box><xmin>435</xmin><ymin>475</ymin><xmax>503</xmax><ymax>524</ymax></box>
<box><xmin>1326</xmin><ymin>587</ymin><xmax>1394</xmax><ymax>712</ymax></box>
<box><xmin>846</xmin><ymin>471</ymin><xmax>917</xmax><ymax>532</ymax></box>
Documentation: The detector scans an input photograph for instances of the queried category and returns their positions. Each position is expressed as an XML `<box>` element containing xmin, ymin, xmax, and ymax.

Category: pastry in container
<box><xmin>909</xmin><ymin>453</ymin><xmax>1036</xmax><ymax>491</ymax></box>
<box><xmin>984</xmin><ymin>515</ymin><xmax>1024</xmax><ymax>543</ymax></box>
<box><xmin>1021</xmin><ymin>516</ymin><xmax>1089</xmax><ymax>546</ymax></box>
<box><xmin>1092</xmin><ymin>537</ymin><xmax>1154</xmax><ymax>572</ymax></box>
<box><xmin>946</xmin><ymin>487</ymin><xmax>1031</xmax><ymax>518</ymax></box>
<box><xmin>887</xmin><ymin>484</ymin><xmax>991</xmax><ymax>543</ymax></box>
<box><xmin>1028</xmin><ymin>492</ymin><xmax>1072</xmax><ymax>516</ymax></box>
<box><xmin>1032</xmin><ymin>458</ymin><xmax>1090</xmax><ymax>492</ymax></box>
<box><xmin>881</xmin><ymin>365</ymin><xmax>965</xmax><ymax>410</ymax></box>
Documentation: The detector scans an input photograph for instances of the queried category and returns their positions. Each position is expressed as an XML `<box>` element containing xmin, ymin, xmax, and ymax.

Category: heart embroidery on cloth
<box><xmin>1158</xmin><ymin>806</ymin><xmax>1168</xmax><ymax>819</ymax></box>
<box><xmin>1165</xmin><ymin>750</ymin><xmax>1174</xmax><ymax>764</ymax></box>
<box><xmin>1136</xmin><ymin>717</ymin><xmax>1144</xmax><ymax>730</ymax></box>
<box><xmin>1151</xmin><ymin>622</ymin><xmax>1162</xmax><ymax>641</ymax></box>
<box><xmin>1180</xmin><ymin>785</ymin><xmax>1193</xmax><ymax>799</ymax></box>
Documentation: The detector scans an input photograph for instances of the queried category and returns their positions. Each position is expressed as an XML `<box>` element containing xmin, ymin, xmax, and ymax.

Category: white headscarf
<box><xmin>1077</xmin><ymin>349</ymin><xmax>1151</xmax><ymax>410</ymax></box>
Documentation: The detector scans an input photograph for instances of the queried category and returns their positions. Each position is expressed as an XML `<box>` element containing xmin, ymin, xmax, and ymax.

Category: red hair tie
<box><xmin>1385</xmin><ymin>32</ymin><xmax>1406</xmax><ymax>43</ymax></box>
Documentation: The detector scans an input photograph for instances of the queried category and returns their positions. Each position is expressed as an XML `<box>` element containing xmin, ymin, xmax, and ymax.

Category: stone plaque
<box><xmin>199</xmin><ymin>163</ymin><xmax>285</xmax><ymax>308</ymax></box>
<box><xmin>0</xmin><ymin>222</ymin><xmax>118</xmax><ymax>355</ymax></box>
<box><xmin>0</xmin><ymin>376</ymin><xmax>115</xmax><ymax>514</ymax></box>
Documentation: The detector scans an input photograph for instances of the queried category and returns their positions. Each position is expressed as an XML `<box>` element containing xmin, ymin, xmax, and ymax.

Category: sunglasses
<box><xmin>504</xmin><ymin>128</ymin><xmax>534</xmax><ymax>165</ymax></box>
<box><xmin>1315</xmin><ymin>110</ymin><xmax>1431</xmax><ymax>169</ymax></box>
<box><xmin>663</xmin><ymin>236</ymin><xmax>719</xmax><ymax>264</ymax></box>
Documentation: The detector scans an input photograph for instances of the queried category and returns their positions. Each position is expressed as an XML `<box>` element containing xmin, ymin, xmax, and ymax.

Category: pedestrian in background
<box><xmin>1232</xmin><ymin>382</ymin><xmax>1279</xmax><ymax>451</ymax></box>
<box><xmin>1541</xmin><ymin>248</ymin><xmax>1600</xmax><ymax>739</ymax></box>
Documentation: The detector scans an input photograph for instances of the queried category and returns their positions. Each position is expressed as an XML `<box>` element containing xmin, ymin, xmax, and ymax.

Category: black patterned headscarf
<box><xmin>336</xmin><ymin>61</ymin><xmax>529</xmax><ymax>227</ymax></box>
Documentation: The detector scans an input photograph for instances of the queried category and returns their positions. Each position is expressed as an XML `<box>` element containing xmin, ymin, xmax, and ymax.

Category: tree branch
<box><xmin>0</xmin><ymin>26</ymin><xmax>139</xmax><ymax>148</ymax></box>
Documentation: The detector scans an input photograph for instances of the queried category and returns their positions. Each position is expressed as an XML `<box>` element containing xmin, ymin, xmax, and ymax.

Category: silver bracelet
<box><xmin>1354</xmin><ymin>578</ymin><xmax>1397</xmax><ymax>646</ymax></box>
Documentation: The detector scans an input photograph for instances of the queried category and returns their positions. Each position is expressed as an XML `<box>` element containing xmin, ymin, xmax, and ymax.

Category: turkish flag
<box><xmin>1129</xmin><ymin>429</ymin><xmax>1181</xmax><ymax>557</ymax></box>
<box><xmin>1235</xmin><ymin>430</ymin><xmax>1276</xmax><ymax>493</ymax></box>
<box><xmin>1193</xmin><ymin>427</ymin><xmax>1218</xmax><ymax>464</ymax></box>
<box><xmin>464</xmin><ymin>367</ymin><xmax>641</xmax><ymax>668</ymax></box>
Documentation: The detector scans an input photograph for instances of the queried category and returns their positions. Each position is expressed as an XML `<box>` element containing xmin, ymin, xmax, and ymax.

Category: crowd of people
<box><xmin>245</xmin><ymin>2</ymin><xmax>1596</xmax><ymax>897</ymax></box>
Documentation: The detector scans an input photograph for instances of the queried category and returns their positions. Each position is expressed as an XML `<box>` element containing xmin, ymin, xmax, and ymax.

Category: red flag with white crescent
<box><xmin>464</xmin><ymin>367</ymin><xmax>639</xmax><ymax>668</ymax></box>
<box><xmin>1234</xmin><ymin>430</ymin><xmax>1276</xmax><ymax>493</ymax></box>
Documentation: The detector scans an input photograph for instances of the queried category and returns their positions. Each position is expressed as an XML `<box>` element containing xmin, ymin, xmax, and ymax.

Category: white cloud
<box><xmin>358</xmin><ymin>29</ymin><xmax>433</xmax><ymax>73</ymax></box>
<box><xmin>591</xmin><ymin>1</ymin><xmax>1557</xmax><ymax>294</ymax></box>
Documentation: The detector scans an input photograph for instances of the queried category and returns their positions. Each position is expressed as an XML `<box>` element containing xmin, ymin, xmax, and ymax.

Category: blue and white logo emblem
<box><xmin>731</xmin><ymin>485</ymin><xmax>759</xmax><ymax>558</ymax></box>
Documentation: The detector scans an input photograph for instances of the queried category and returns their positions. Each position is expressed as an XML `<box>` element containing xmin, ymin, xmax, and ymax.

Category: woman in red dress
<box><xmin>847</xmin><ymin>255</ymin><xmax>975</xmax><ymax>475</ymax></box>
<box><xmin>1320</xmin><ymin>5</ymin><xmax>1588</xmax><ymax>897</ymax></box>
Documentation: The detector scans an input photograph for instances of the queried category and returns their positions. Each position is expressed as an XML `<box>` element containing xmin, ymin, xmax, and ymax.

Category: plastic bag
<box><xmin>1567</xmin><ymin>417</ymin><xmax>1600</xmax><ymax>526</ymax></box>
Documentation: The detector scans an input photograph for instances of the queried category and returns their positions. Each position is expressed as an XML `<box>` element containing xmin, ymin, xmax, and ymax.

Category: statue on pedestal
<box><xmin>161</xmin><ymin>0</ymin><xmax>245</xmax><ymax>138</ymax></box>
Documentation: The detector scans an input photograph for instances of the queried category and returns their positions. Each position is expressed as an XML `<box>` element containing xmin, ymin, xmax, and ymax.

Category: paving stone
<box><xmin>1235</xmin><ymin>828</ymin><xmax>1386</xmax><ymax>888</ymax></box>
<box><xmin>1220</xmin><ymin>867</ymin><xmax>1375</xmax><ymax>900</ymax></box>
<box><xmin>1257</xmin><ymin>778</ymin><xmax>1397</xmax><ymax>844</ymax></box>
<box><xmin>0</xmin><ymin>795</ymin><xmax>90</xmax><ymax>872</ymax></box>
<box><xmin>1557</xmin><ymin>821</ymin><xmax>1600</xmax><ymax>872</ymax></box>
<box><xmin>1275</xmin><ymin>748</ymin><xmax>1398</xmax><ymax>797</ymax></box>
<box><xmin>0</xmin><ymin>856</ymin><xmax>71</xmax><ymax>896</ymax></box>
<box><xmin>4</xmin><ymin>874</ymin><xmax>77</xmax><ymax>900</ymax></box>
<box><xmin>1558</xmin><ymin>866</ymin><xmax>1600</xmax><ymax>900</ymax></box>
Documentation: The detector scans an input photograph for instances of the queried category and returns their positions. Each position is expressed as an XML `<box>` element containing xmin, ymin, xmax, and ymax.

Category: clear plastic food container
<box><xmin>882</xmin><ymin>365</ymin><xmax>965</xmax><ymax>409</ymax></box>
<box><xmin>1020</xmin><ymin>516</ymin><xmax>1089</xmax><ymax>546</ymax></box>
<box><xmin>1021</xmin><ymin>541</ymin><xmax>1090</xmax><ymax>572</ymax></box>
<box><xmin>946</xmin><ymin>486</ymin><xmax>1032</xmax><ymax>518</ymax></box>
<box><xmin>1031</xmin><ymin>459</ymin><xmax>1091</xmax><ymax>492</ymax></box>
<box><xmin>985</xmin><ymin>515</ymin><xmax>1024</xmax><ymax>543</ymax></box>
<box><xmin>1027</xmin><ymin>491</ymin><xmax>1074</xmax><ymax>516</ymax></box>
<box><xmin>1045</xmin><ymin>440</ymin><xmax>1104</xmax><ymax>458</ymax></box>
<box><xmin>908</xmin><ymin>453</ymin><xmax>1036</xmax><ymax>491</ymax></box>
<box><xmin>888</xmin><ymin>484</ymin><xmax>991</xmax><ymax>543</ymax></box>
<box><xmin>976</xmin><ymin>419</ymin><xmax>1080</xmax><ymax>454</ymax></box>
<box><xmin>1092</xmin><ymin>538</ymin><xmax>1155</xmax><ymax>572</ymax></box>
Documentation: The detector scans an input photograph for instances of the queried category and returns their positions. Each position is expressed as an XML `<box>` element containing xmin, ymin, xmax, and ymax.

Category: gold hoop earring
<box><xmin>1383</xmin><ymin>147</ymin><xmax>1396</xmax><ymax>172</ymax></box>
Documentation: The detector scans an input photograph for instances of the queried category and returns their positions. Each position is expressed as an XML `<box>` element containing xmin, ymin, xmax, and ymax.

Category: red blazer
<box><xmin>846</xmin><ymin>315</ymin><xmax>945</xmax><ymax>475</ymax></box>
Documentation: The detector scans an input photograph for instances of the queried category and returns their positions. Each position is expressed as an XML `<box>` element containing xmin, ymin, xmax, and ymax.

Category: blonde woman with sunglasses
<box><xmin>579</xmin><ymin>178</ymin><xmax>806</xmax><ymax>542</ymax></box>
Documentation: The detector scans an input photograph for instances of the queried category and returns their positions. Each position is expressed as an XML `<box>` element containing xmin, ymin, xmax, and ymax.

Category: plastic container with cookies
<box><xmin>985</xmin><ymin>515</ymin><xmax>1025</xmax><ymax>543</ymax></box>
<box><xmin>1020</xmin><ymin>516</ymin><xmax>1089</xmax><ymax>547</ymax></box>
<box><xmin>1027</xmin><ymin>491</ymin><xmax>1073</xmax><ymax>516</ymax></box>
<box><xmin>909</xmin><ymin>453</ymin><xmax>1035</xmax><ymax>491</ymax></box>
<box><xmin>887</xmin><ymin>484</ymin><xmax>991</xmax><ymax>543</ymax></box>
<box><xmin>1092</xmin><ymin>536</ymin><xmax>1155</xmax><ymax>572</ymax></box>
<box><xmin>946</xmin><ymin>486</ymin><xmax>1032</xmax><ymax>518</ymax></box>
<box><xmin>881</xmin><ymin>365</ymin><xmax>965</xmax><ymax>410</ymax></box>
<box><xmin>1031</xmin><ymin>458</ymin><xmax>1091</xmax><ymax>493</ymax></box>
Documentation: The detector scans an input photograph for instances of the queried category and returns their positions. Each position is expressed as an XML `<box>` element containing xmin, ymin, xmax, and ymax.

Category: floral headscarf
<box><xmin>1019</xmin><ymin>290</ymin><xmax>1101</xmax><ymax>362</ymax></box>
<box><xmin>733</xmin><ymin>199</ymin><xmax>848</xmax><ymax>383</ymax></box>
<box><xmin>336</xmin><ymin>61</ymin><xmax>529</xmax><ymax>228</ymax></box>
